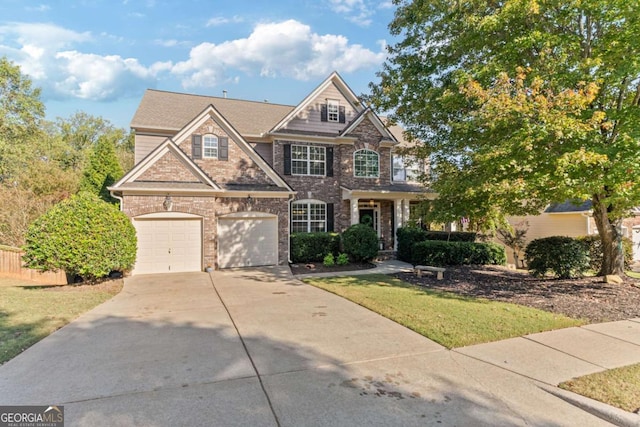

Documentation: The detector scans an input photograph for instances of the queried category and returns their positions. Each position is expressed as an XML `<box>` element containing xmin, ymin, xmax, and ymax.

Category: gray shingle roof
<box><xmin>544</xmin><ymin>200</ymin><xmax>592</xmax><ymax>213</ymax></box>
<box><xmin>130</xmin><ymin>89</ymin><xmax>295</xmax><ymax>136</ymax></box>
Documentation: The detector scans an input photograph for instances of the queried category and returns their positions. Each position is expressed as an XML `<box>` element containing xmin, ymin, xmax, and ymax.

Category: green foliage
<box><xmin>79</xmin><ymin>136</ymin><xmax>124</xmax><ymax>203</ymax></box>
<box><xmin>22</xmin><ymin>192</ymin><xmax>137</xmax><ymax>280</ymax></box>
<box><xmin>411</xmin><ymin>240</ymin><xmax>506</xmax><ymax>267</ymax></box>
<box><xmin>323</xmin><ymin>253</ymin><xmax>335</xmax><ymax>267</ymax></box>
<box><xmin>525</xmin><ymin>236</ymin><xmax>590</xmax><ymax>279</ymax></box>
<box><xmin>290</xmin><ymin>232</ymin><xmax>340</xmax><ymax>263</ymax></box>
<box><xmin>497</xmin><ymin>224</ymin><xmax>529</xmax><ymax>267</ymax></box>
<box><xmin>396</xmin><ymin>227</ymin><xmax>477</xmax><ymax>263</ymax></box>
<box><xmin>576</xmin><ymin>235</ymin><xmax>633</xmax><ymax>272</ymax></box>
<box><xmin>369</xmin><ymin>1</ymin><xmax>640</xmax><ymax>274</ymax></box>
<box><xmin>342</xmin><ymin>224</ymin><xmax>379</xmax><ymax>262</ymax></box>
<box><xmin>0</xmin><ymin>57</ymin><xmax>45</xmax><ymax>182</ymax></box>
<box><xmin>336</xmin><ymin>253</ymin><xmax>349</xmax><ymax>265</ymax></box>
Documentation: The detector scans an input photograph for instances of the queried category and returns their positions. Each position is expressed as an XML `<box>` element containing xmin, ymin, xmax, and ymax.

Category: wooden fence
<box><xmin>0</xmin><ymin>247</ymin><xmax>67</xmax><ymax>285</ymax></box>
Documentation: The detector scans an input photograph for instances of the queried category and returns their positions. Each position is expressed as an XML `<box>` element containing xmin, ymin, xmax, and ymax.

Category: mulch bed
<box><xmin>394</xmin><ymin>266</ymin><xmax>640</xmax><ymax>323</ymax></box>
<box><xmin>290</xmin><ymin>262</ymin><xmax>375</xmax><ymax>275</ymax></box>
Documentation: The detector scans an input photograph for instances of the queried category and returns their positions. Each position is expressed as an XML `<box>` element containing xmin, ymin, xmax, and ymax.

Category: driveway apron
<box><xmin>0</xmin><ymin>268</ymin><xmax>614</xmax><ymax>426</ymax></box>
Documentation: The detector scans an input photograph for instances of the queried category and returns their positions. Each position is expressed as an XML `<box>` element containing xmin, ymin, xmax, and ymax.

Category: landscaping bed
<box><xmin>394</xmin><ymin>266</ymin><xmax>640</xmax><ymax>322</ymax></box>
<box><xmin>290</xmin><ymin>262</ymin><xmax>375</xmax><ymax>275</ymax></box>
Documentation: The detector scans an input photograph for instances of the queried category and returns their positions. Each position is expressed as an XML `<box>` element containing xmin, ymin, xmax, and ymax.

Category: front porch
<box><xmin>340</xmin><ymin>185</ymin><xmax>436</xmax><ymax>251</ymax></box>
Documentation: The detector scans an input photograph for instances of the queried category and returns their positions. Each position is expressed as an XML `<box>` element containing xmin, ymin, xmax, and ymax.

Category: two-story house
<box><xmin>110</xmin><ymin>72</ymin><xmax>434</xmax><ymax>274</ymax></box>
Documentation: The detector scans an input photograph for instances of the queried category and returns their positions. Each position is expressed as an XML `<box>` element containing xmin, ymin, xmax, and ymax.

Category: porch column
<box><xmin>402</xmin><ymin>199</ymin><xmax>410</xmax><ymax>225</ymax></box>
<box><xmin>394</xmin><ymin>199</ymin><xmax>403</xmax><ymax>250</ymax></box>
<box><xmin>350</xmin><ymin>198</ymin><xmax>359</xmax><ymax>225</ymax></box>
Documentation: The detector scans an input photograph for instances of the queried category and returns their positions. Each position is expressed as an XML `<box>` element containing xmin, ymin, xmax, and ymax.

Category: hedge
<box><xmin>576</xmin><ymin>235</ymin><xmax>633</xmax><ymax>272</ymax></box>
<box><xmin>396</xmin><ymin>227</ymin><xmax>478</xmax><ymax>263</ymax></box>
<box><xmin>342</xmin><ymin>224</ymin><xmax>379</xmax><ymax>262</ymax></box>
<box><xmin>290</xmin><ymin>232</ymin><xmax>340</xmax><ymax>263</ymax></box>
<box><xmin>411</xmin><ymin>240</ymin><xmax>506</xmax><ymax>267</ymax></box>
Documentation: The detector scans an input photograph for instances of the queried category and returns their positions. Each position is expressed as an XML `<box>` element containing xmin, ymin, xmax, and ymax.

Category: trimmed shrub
<box><xmin>336</xmin><ymin>253</ymin><xmax>349</xmax><ymax>265</ymax></box>
<box><xmin>323</xmin><ymin>253</ymin><xmax>335</xmax><ymax>267</ymax></box>
<box><xmin>342</xmin><ymin>224</ymin><xmax>379</xmax><ymax>262</ymax></box>
<box><xmin>576</xmin><ymin>235</ymin><xmax>633</xmax><ymax>272</ymax></box>
<box><xmin>396</xmin><ymin>227</ymin><xmax>428</xmax><ymax>262</ymax></box>
<box><xmin>411</xmin><ymin>240</ymin><xmax>506</xmax><ymax>267</ymax></box>
<box><xmin>290</xmin><ymin>232</ymin><xmax>340</xmax><ymax>263</ymax></box>
<box><xmin>396</xmin><ymin>227</ymin><xmax>477</xmax><ymax>263</ymax></box>
<box><xmin>525</xmin><ymin>236</ymin><xmax>589</xmax><ymax>279</ymax></box>
<box><xmin>22</xmin><ymin>192</ymin><xmax>137</xmax><ymax>281</ymax></box>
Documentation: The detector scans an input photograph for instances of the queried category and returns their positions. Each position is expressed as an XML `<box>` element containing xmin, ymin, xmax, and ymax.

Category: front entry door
<box><xmin>358</xmin><ymin>204</ymin><xmax>380</xmax><ymax>236</ymax></box>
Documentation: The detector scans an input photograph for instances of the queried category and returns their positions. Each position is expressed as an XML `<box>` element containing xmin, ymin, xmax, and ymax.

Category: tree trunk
<box><xmin>591</xmin><ymin>197</ymin><xmax>625</xmax><ymax>276</ymax></box>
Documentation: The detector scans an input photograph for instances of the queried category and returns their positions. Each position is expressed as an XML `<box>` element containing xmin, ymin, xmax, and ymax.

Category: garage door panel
<box><xmin>218</xmin><ymin>216</ymin><xmax>278</xmax><ymax>269</ymax></box>
<box><xmin>133</xmin><ymin>219</ymin><xmax>202</xmax><ymax>275</ymax></box>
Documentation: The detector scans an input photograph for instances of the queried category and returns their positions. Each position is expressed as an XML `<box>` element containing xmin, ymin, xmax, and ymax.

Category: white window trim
<box><xmin>353</xmin><ymin>149</ymin><xmax>380</xmax><ymax>178</ymax></box>
<box><xmin>392</xmin><ymin>155</ymin><xmax>420</xmax><ymax>182</ymax></box>
<box><xmin>291</xmin><ymin>199</ymin><xmax>327</xmax><ymax>233</ymax></box>
<box><xmin>203</xmin><ymin>134</ymin><xmax>219</xmax><ymax>159</ymax></box>
<box><xmin>291</xmin><ymin>145</ymin><xmax>326</xmax><ymax>176</ymax></box>
<box><xmin>327</xmin><ymin>99</ymin><xmax>339</xmax><ymax>122</ymax></box>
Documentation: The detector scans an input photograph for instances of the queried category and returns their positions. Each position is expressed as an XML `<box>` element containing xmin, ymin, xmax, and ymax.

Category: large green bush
<box><xmin>22</xmin><ymin>192</ymin><xmax>137</xmax><ymax>280</ymax></box>
<box><xmin>525</xmin><ymin>236</ymin><xmax>589</xmax><ymax>279</ymax></box>
<box><xmin>576</xmin><ymin>235</ymin><xmax>633</xmax><ymax>273</ymax></box>
<box><xmin>411</xmin><ymin>240</ymin><xmax>506</xmax><ymax>267</ymax></box>
<box><xmin>342</xmin><ymin>224</ymin><xmax>379</xmax><ymax>262</ymax></box>
<box><xmin>290</xmin><ymin>232</ymin><xmax>340</xmax><ymax>263</ymax></box>
<box><xmin>396</xmin><ymin>227</ymin><xmax>477</xmax><ymax>262</ymax></box>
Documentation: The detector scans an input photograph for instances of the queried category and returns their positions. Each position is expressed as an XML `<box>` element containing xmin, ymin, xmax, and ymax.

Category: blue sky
<box><xmin>0</xmin><ymin>0</ymin><xmax>397</xmax><ymax>129</ymax></box>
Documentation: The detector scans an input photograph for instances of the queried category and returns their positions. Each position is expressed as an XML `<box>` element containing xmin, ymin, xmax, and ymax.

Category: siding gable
<box><xmin>282</xmin><ymin>84</ymin><xmax>358</xmax><ymax>134</ymax></box>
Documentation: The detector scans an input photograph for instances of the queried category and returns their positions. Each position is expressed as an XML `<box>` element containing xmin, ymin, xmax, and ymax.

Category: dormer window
<box><xmin>327</xmin><ymin>99</ymin><xmax>339</xmax><ymax>122</ymax></box>
<box><xmin>203</xmin><ymin>134</ymin><xmax>218</xmax><ymax>158</ymax></box>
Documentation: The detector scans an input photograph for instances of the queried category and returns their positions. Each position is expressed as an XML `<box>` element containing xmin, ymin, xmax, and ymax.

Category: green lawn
<box><xmin>304</xmin><ymin>274</ymin><xmax>583</xmax><ymax>348</ymax></box>
<box><xmin>560</xmin><ymin>363</ymin><xmax>640</xmax><ymax>413</ymax></box>
<box><xmin>0</xmin><ymin>277</ymin><xmax>122</xmax><ymax>364</ymax></box>
<box><xmin>627</xmin><ymin>271</ymin><xmax>640</xmax><ymax>279</ymax></box>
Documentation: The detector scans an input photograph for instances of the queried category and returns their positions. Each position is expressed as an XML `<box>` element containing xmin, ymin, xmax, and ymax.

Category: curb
<box><xmin>537</xmin><ymin>383</ymin><xmax>640</xmax><ymax>427</ymax></box>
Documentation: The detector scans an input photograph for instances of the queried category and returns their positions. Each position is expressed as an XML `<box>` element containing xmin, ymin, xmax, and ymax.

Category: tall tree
<box><xmin>79</xmin><ymin>136</ymin><xmax>124</xmax><ymax>203</ymax></box>
<box><xmin>0</xmin><ymin>57</ymin><xmax>45</xmax><ymax>182</ymax></box>
<box><xmin>370</xmin><ymin>0</ymin><xmax>640</xmax><ymax>276</ymax></box>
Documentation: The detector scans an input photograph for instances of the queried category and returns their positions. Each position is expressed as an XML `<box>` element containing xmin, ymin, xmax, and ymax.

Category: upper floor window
<box><xmin>354</xmin><ymin>149</ymin><xmax>379</xmax><ymax>178</ymax></box>
<box><xmin>392</xmin><ymin>155</ymin><xmax>420</xmax><ymax>182</ymax></box>
<box><xmin>292</xmin><ymin>200</ymin><xmax>327</xmax><ymax>233</ymax></box>
<box><xmin>327</xmin><ymin>99</ymin><xmax>339</xmax><ymax>122</ymax></box>
<box><xmin>291</xmin><ymin>145</ymin><xmax>326</xmax><ymax>176</ymax></box>
<box><xmin>203</xmin><ymin>134</ymin><xmax>218</xmax><ymax>158</ymax></box>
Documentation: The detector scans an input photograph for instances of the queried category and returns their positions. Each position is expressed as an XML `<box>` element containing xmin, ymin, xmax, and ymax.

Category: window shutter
<box><xmin>218</xmin><ymin>137</ymin><xmax>228</xmax><ymax>161</ymax></box>
<box><xmin>192</xmin><ymin>135</ymin><xmax>202</xmax><ymax>159</ymax></box>
<box><xmin>320</xmin><ymin>104</ymin><xmax>328</xmax><ymax>122</ymax></box>
<box><xmin>338</xmin><ymin>106</ymin><xmax>346</xmax><ymax>123</ymax></box>
<box><xmin>326</xmin><ymin>147</ymin><xmax>333</xmax><ymax>177</ymax></box>
<box><xmin>326</xmin><ymin>203</ymin><xmax>334</xmax><ymax>232</ymax></box>
<box><xmin>283</xmin><ymin>144</ymin><xmax>291</xmax><ymax>175</ymax></box>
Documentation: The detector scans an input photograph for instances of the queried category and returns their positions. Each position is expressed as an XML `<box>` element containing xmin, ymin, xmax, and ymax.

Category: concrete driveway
<box><xmin>0</xmin><ymin>268</ymin><xmax>612</xmax><ymax>426</ymax></box>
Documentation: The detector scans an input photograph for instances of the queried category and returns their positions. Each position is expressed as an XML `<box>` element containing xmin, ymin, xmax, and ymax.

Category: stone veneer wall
<box><xmin>122</xmin><ymin>195</ymin><xmax>290</xmax><ymax>269</ymax></box>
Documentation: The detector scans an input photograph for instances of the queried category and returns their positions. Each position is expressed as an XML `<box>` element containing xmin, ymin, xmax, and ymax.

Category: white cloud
<box><xmin>154</xmin><ymin>39</ymin><xmax>189</xmax><ymax>47</ymax></box>
<box><xmin>328</xmin><ymin>0</ymin><xmax>374</xmax><ymax>27</ymax></box>
<box><xmin>54</xmin><ymin>51</ymin><xmax>155</xmax><ymax>101</ymax></box>
<box><xmin>170</xmin><ymin>19</ymin><xmax>385</xmax><ymax>88</ymax></box>
<box><xmin>378</xmin><ymin>1</ymin><xmax>394</xmax><ymax>9</ymax></box>
<box><xmin>25</xmin><ymin>4</ymin><xmax>51</xmax><ymax>12</ymax></box>
<box><xmin>206</xmin><ymin>15</ymin><xmax>244</xmax><ymax>27</ymax></box>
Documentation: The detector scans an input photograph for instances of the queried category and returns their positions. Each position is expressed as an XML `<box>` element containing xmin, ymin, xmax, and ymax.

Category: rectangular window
<box><xmin>392</xmin><ymin>155</ymin><xmax>420</xmax><ymax>182</ymax></box>
<box><xmin>291</xmin><ymin>145</ymin><xmax>325</xmax><ymax>176</ymax></box>
<box><xmin>327</xmin><ymin>99</ymin><xmax>339</xmax><ymax>122</ymax></box>
<box><xmin>203</xmin><ymin>135</ymin><xmax>218</xmax><ymax>158</ymax></box>
<box><xmin>292</xmin><ymin>202</ymin><xmax>326</xmax><ymax>233</ymax></box>
<box><xmin>354</xmin><ymin>149</ymin><xmax>379</xmax><ymax>178</ymax></box>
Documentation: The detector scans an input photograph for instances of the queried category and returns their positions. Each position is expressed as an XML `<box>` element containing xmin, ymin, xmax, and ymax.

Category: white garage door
<box><xmin>218</xmin><ymin>212</ymin><xmax>278</xmax><ymax>269</ymax></box>
<box><xmin>133</xmin><ymin>217</ymin><xmax>202</xmax><ymax>274</ymax></box>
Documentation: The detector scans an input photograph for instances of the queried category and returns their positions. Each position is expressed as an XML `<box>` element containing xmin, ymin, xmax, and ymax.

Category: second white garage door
<box><xmin>217</xmin><ymin>212</ymin><xmax>278</xmax><ymax>269</ymax></box>
<box><xmin>133</xmin><ymin>216</ymin><xmax>202</xmax><ymax>275</ymax></box>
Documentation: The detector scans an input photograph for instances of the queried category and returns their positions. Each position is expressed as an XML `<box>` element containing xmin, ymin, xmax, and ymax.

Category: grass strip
<box><xmin>304</xmin><ymin>274</ymin><xmax>582</xmax><ymax>348</ymax></box>
<box><xmin>560</xmin><ymin>363</ymin><xmax>640</xmax><ymax>413</ymax></box>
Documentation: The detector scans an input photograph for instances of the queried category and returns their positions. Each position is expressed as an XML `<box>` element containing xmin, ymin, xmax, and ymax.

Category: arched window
<box><xmin>354</xmin><ymin>149</ymin><xmax>379</xmax><ymax>178</ymax></box>
<box><xmin>203</xmin><ymin>134</ymin><xmax>218</xmax><ymax>158</ymax></box>
<box><xmin>291</xmin><ymin>200</ymin><xmax>326</xmax><ymax>233</ymax></box>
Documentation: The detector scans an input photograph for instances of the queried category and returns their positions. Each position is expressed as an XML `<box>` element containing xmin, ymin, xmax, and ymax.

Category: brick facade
<box><xmin>122</xmin><ymin>195</ymin><xmax>290</xmax><ymax>269</ymax></box>
<box><xmin>137</xmin><ymin>151</ymin><xmax>199</xmax><ymax>182</ymax></box>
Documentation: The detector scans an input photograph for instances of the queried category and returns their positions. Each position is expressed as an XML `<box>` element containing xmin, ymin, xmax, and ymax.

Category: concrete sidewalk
<box><xmin>293</xmin><ymin>258</ymin><xmax>414</xmax><ymax>279</ymax></box>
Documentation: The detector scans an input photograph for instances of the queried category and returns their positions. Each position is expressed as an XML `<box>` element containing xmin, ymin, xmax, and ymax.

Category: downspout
<box><xmin>111</xmin><ymin>191</ymin><xmax>124</xmax><ymax>212</ymax></box>
<box><xmin>581</xmin><ymin>211</ymin><xmax>592</xmax><ymax>234</ymax></box>
<box><xmin>287</xmin><ymin>194</ymin><xmax>294</xmax><ymax>264</ymax></box>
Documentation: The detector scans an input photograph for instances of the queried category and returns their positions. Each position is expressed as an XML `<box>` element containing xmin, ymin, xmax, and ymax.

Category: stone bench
<box><xmin>414</xmin><ymin>265</ymin><xmax>446</xmax><ymax>280</ymax></box>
